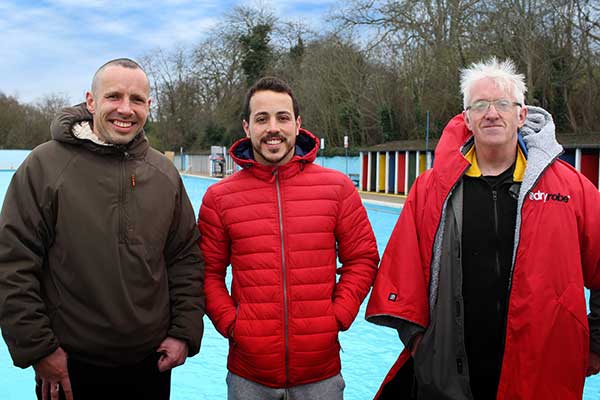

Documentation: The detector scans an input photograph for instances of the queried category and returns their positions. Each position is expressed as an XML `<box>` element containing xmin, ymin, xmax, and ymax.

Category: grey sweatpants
<box><xmin>227</xmin><ymin>371</ymin><xmax>345</xmax><ymax>400</ymax></box>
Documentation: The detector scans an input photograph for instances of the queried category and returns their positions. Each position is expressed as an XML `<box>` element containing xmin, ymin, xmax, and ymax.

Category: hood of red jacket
<box><xmin>229</xmin><ymin>128</ymin><xmax>319</xmax><ymax>169</ymax></box>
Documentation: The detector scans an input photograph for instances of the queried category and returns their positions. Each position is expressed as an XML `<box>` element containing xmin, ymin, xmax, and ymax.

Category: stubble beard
<box><xmin>253</xmin><ymin>140</ymin><xmax>295</xmax><ymax>166</ymax></box>
<box><xmin>94</xmin><ymin>118</ymin><xmax>141</xmax><ymax>145</ymax></box>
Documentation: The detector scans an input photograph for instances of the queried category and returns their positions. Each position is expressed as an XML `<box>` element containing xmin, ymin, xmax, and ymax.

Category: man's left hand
<box><xmin>587</xmin><ymin>351</ymin><xmax>600</xmax><ymax>377</ymax></box>
<box><xmin>157</xmin><ymin>337</ymin><xmax>189</xmax><ymax>372</ymax></box>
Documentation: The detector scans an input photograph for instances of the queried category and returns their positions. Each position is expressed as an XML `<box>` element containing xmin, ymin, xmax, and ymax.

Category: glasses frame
<box><xmin>466</xmin><ymin>99</ymin><xmax>523</xmax><ymax>114</ymax></box>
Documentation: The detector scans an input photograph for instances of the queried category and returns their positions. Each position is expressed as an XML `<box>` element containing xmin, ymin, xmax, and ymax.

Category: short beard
<box><xmin>252</xmin><ymin>142</ymin><xmax>295</xmax><ymax>166</ymax></box>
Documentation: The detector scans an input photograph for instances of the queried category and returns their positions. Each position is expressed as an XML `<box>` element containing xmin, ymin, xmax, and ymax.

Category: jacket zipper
<box><xmin>274</xmin><ymin>169</ymin><xmax>290</xmax><ymax>384</ymax></box>
<box><xmin>119</xmin><ymin>151</ymin><xmax>130</xmax><ymax>243</ymax></box>
<box><xmin>492</xmin><ymin>189</ymin><xmax>501</xmax><ymax>278</ymax></box>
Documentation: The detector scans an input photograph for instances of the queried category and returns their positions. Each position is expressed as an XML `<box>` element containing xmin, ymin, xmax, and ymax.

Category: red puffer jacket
<box><xmin>367</xmin><ymin>111</ymin><xmax>600</xmax><ymax>399</ymax></box>
<box><xmin>199</xmin><ymin>129</ymin><xmax>379</xmax><ymax>388</ymax></box>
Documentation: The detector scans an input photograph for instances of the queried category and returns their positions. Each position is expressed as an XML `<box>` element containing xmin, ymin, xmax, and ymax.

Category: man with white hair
<box><xmin>366</xmin><ymin>58</ymin><xmax>600</xmax><ymax>399</ymax></box>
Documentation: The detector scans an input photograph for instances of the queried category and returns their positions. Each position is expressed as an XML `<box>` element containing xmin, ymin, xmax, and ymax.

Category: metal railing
<box><xmin>174</xmin><ymin>152</ymin><xmax>237</xmax><ymax>177</ymax></box>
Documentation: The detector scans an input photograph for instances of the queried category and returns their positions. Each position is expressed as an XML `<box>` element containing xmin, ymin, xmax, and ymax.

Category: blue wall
<box><xmin>0</xmin><ymin>150</ymin><xmax>30</xmax><ymax>169</ymax></box>
<box><xmin>314</xmin><ymin>156</ymin><xmax>360</xmax><ymax>176</ymax></box>
<box><xmin>0</xmin><ymin>150</ymin><xmax>361</xmax><ymax>178</ymax></box>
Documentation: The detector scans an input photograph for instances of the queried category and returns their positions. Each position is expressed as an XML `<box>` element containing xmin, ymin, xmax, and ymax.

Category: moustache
<box><xmin>261</xmin><ymin>134</ymin><xmax>286</xmax><ymax>143</ymax></box>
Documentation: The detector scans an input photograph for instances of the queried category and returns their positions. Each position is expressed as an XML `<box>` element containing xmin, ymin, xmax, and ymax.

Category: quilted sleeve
<box><xmin>198</xmin><ymin>187</ymin><xmax>236</xmax><ymax>338</ymax></box>
<box><xmin>332</xmin><ymin>178</ymin><xmax>380</xmax><ymax>331</ymax></box>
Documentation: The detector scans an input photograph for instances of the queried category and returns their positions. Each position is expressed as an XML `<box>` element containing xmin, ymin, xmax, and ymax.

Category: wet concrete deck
<box><xmin>359</xmin><ymin>191</ymin><xmax>406</xmax><ymax>206</ymax></box>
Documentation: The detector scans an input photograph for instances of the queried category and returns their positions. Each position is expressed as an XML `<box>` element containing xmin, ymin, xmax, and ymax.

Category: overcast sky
<box><xmin>1</xmin><ymin>0</ymin><xmax>336</xmax><ymax>105</ymax></box>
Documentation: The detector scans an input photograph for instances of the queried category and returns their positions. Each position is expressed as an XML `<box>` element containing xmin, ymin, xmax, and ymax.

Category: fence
<box><xmin>174</xmin><ymin>153</ymin><xmax>236</xmax><ymax>177</ymax></box>
<box><xmin>0</xmin><ymin>149</ymin><xmax>361</xmax><ymax>185</ymax></box>
<box><xmin>173</xmin><ymin>152</ymin><xmax>361</xmax><ymax>181</ymax></box>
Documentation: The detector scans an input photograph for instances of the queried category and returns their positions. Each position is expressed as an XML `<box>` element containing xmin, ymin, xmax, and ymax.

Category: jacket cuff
<box><xmin>167</xmin><ymin>318</ymin><xmax>204</xmax><ymax>357</ymax></box>
<box><xmin>366</xmin><ymin>314</ymin><xmax>425</xmax><ymax>349</ymax></box>
<box><xmin>165</xmin><ymin>332</ymin><xmax>195</xmax><ymax>356</ymax></box>
<box><xmin>15</xmin><ymin>339</ymin><xmax>60</xmax><ymax>369</ymax></box>
<box><xmin>396</xmin><ymin>321</ymin><xmax>425</xmax><ymax>349</ymax></box>
<box><xmin>333</xmin><ymin>303</ymin><xmax>354</xmax><ymax>331</ymax></box>
<box><xmin>213</xmin><ymin>309</ymin><xmax>237</xmax><ymax>339</ymax></box>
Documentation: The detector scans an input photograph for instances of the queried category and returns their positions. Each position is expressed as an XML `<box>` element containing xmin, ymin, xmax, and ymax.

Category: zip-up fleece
<box><xmin>0</xmin><ymin>103</ymin><xmax>205</xmax><ymax>368</ymax></box>
<box><xmin>366</xmin><ymin>107</ymin><xmax>600</xmax><ymax>399</ymax></box>
<box><xmin>198</xmin><ymin>129</ymin><xmax>379</xmax><ymax>388</ymax></box>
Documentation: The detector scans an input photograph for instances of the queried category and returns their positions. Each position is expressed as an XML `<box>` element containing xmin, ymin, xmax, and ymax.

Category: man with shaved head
<box><xmin>0</xmin><ymin>58</ymin><xmax>205</xmax><ymax>400</ymax></box>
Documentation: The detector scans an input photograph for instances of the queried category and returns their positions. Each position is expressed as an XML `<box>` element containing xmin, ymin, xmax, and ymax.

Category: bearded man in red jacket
<box><xmin>366</xmin><ymin>58</ymin><xmax>600</xmax><ymax>399</ymax></box>
<box><xmin>198</xmin><ymin>76</ymin><xmax>379</xmax><ymax>399</ymax></box>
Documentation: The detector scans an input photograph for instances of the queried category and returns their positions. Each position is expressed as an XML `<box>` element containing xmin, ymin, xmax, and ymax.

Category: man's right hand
<box><xmin>34</xmin><ymin>347</ymin><xmax>73</xmax><ymax>400</ymax></box>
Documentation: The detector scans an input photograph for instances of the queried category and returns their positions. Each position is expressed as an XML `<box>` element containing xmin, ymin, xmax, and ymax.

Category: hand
<box><xmin>587</xmin><ymin>351</ymin><xmax>600</xmax><ymax>377</ymax></box>
<box><xmin>157</xmin><ymin>337</ymin><xmax>189</xmax><ymax>372</ymax></box>
<box><xmin>409</xmin><ymin>333</ymin><xmax>423</xmax><ymax>357</ymax></box>
<box><xmin>33</xmin><ymin>347</ymin><xmax>73</xmax><ymax>400</ymax></box>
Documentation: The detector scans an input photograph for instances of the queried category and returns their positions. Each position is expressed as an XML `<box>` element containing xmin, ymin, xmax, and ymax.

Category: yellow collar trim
<box><xmin>464</xmin><ymin>145</ymin><xmax>525</xmax><ymax>182</ymax></box>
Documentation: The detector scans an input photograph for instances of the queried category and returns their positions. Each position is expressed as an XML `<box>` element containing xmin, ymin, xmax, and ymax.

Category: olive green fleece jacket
<box><xmin>0</xmin><ymin>103</ymin><xmax>204</xmax><ymax>368</ymax></box>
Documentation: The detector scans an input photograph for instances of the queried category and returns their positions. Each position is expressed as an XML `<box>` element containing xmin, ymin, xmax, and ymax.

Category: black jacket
<box><xmin>462</xmin><ymin>164</ymin><xmax>519</xmax><ymax>398</ymax></box>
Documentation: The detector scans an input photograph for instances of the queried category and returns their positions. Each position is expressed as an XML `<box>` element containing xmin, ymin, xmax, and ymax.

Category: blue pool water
<box><xmin>0</xmin><ymin>170</ymin><xmax>598</xmax><ymax>399</ymax></box>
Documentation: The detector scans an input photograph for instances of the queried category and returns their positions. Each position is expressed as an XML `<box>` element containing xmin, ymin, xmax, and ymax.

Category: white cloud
<box><xmin>0</xmin><ymin>0</ymin><xmax>336</xmax><ymax>104</ymax></box>
<box><xmin>47</xmin><ymin>0</ymin><xmax>143</xmax><ymax>8</ymax></box>
<box><xmin>86</xmin><ymin>16</ymin><xmax>138</xmax><ymax>36</ymax></box>
<box><xmin>163</xmin><ymin>0</ymin><xmax>206</xmax><ymax>5</ymax></box>
<box><xmin>145</xmin><ymin>16</ymin><xmax>218</xmax><ymax>48</ymax></box>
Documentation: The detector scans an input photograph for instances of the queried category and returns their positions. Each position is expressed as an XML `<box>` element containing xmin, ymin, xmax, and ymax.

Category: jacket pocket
<box><xmin>330</xmin><ymin>300</ymin><xmax>344</xmax><ymax>332</ymax></box>
<box><xmin>532</xmin><ymin>283</ymin><xmax>588</xmax><ymax>396</ymax></box>
<box><xmin>230</xmin><ymin>305</ymin><xmax>239</xmax><ymax>338</ymax></box>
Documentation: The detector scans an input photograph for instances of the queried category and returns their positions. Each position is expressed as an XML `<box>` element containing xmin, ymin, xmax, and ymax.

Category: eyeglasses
<box><xmin>466</xmin><ymin>99</ymin><xmax>522</xmax><ymax>114</ymax></box>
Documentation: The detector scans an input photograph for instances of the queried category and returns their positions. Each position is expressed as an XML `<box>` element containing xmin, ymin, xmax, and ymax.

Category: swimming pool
<box><xmin>0</xmin><ymin>171</ymin><xmax>598</xmax><ymax>399</ymax></box>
